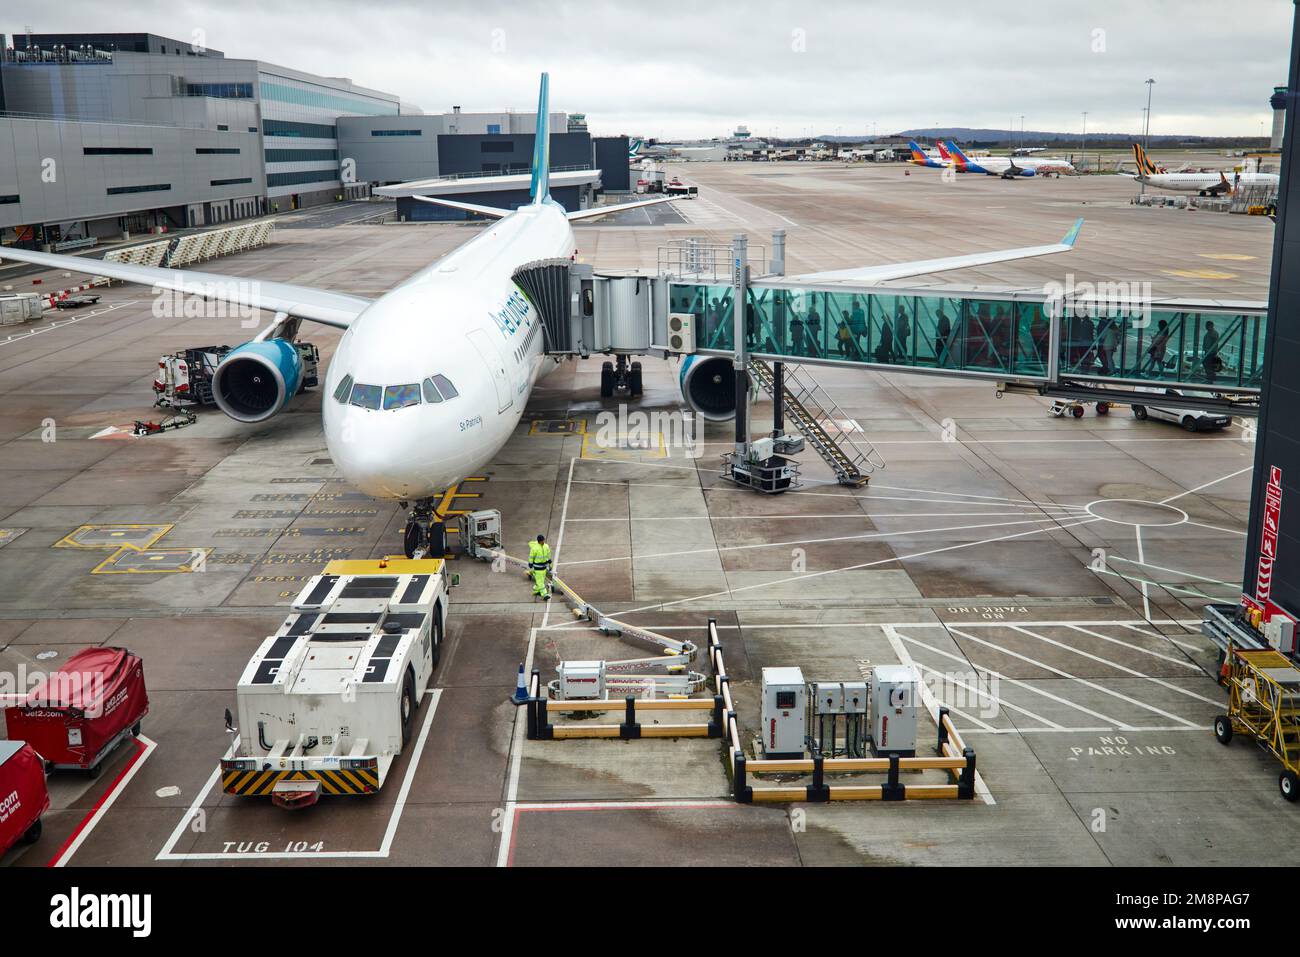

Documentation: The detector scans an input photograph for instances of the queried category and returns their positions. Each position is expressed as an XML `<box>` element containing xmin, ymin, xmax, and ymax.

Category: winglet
<box><xmin>1062</xmin><ymin>218</ymin><xmax>1084</xmax><ymax>248</ymax></box>
<box><xmin>529</xmin><ymin>73</ymin><xmax>551</xmax><ymax>205</ymax></box>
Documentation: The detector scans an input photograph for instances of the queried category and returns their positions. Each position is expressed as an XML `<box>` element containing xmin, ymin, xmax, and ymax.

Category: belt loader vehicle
<box><xmin>220</xmin><ymin>557</ymin><xmax>450</xmax><ymax>809</ymax></box>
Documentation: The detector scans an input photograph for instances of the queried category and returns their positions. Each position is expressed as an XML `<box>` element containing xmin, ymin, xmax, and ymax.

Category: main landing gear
<box><xmin>401</xmin><ymin>498</ymin><xmax>448</xmax><ymax>559</ymax></box>
<box><xmin>600</xmin><ymin>355</ymin><xmax>643</xmax><ymax>399</ymax></box>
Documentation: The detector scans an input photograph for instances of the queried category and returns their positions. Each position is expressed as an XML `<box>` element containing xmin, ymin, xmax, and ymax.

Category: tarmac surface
<box><xmin>0</xmin><ymin>162</ymin><xmax>1289</xmax><ymax>867</ymax></box>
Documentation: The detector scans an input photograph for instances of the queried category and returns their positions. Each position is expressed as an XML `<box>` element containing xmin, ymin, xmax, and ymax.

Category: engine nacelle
<box><xmin>212</xmin><ymin>339</ymin><xmax>304</xmax><ymax>423</ymax></box>
<box><xmin>679</xmin><ymin>355</ymin><xmax>741</xmax><ymax>422</ymax></box>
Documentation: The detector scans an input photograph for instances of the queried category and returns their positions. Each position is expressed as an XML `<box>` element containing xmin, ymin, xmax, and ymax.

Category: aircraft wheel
<box><xmin>1132</xmin><ymin>406</ymin><xmax>1148</xmax><ymax>420</ymax></box>
<box><xmin>629</xmin><ymin>361</ymin><xmax>644</xmax><ymax>397</ymax></box>
<box><xmin>403</xmin><ymin>521</ymin><xmax>425</xmax><ymax>559</ymax></box>
<box><xmin>600</xmin><ymin>362</ymin><xmax>615</xmax><ymax>398</ymax></box>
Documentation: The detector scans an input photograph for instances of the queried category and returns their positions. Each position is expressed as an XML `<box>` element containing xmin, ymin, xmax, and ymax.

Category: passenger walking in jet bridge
<box><xmin>806</xmin><ymin>304</ymin><xmax>823</xmax><ymax>352</ymax></box>
<box><xmin>874</xmin><ymin>317</ymin><xmax>894</xmax><ymax>364</ymax></box>
<box><xmin>1141</xmin><ymin>318</ymin><xmax>1171</xmax><ymax>375</ymax></box>
<box><xmin>1201</xmin><ymin>320</ymin><xmax>1222</xmax><ymax>384</ymax></box>
<box><xmin>791</xmin><ymin>317</ymin><xmax>809</xmax><ymax>356</ymax></box>
<box><xmin>849</xmin><ymin>297</ymin><xmax>867</xmax><ymax>343</ymax></box>
<box><xmin>1098</xmin><ymin>317</ymin><xmax>1120</xmax><ymax>375</ymax></box>
<box><xmin>528</xmin><ymin>534</ymin><xmax>552</xmax><ymax>600</ymax></box>
<box><xmin>836</xmin><ymin>312</ymin><xmax>856</xmax><ymax>357</ymax></box>
<box><xmin>935</xmin><ymin>308</ymin><xmax>953</xmax><ymax>366</ymax></box>
<box><xmin>893</xmin><ymin>305</ymin><xmax>911</xmax><ymax>361</ymax></box>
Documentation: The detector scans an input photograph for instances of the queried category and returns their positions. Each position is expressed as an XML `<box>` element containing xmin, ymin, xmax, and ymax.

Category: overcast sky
<box><xmin>7</xmin><ymin>0</ymin><xmax>1294</xmax><ymax>139</ymax></box>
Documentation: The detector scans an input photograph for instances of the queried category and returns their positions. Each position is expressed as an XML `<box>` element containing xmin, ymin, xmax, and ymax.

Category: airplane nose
<box><xmin>327</xmin><ymin>410</ymin><xmax>418</xmax><ymax>499</ymax></box>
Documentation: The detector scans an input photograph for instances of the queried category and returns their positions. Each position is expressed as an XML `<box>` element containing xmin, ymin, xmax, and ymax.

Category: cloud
<box><xmin>7</xmin><ymin>0</ymin><xmax>1291</xmax><ymax>137</ymax></box>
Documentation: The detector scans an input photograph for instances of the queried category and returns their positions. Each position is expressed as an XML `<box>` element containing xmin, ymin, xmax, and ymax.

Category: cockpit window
<box><xmin>333</xmin><ymin>374</ymin><xmax>353</xmax><ymax>403</ymax></box>
<box><xmin>422</xmin><ymin>377</ymin><xmax>443</xmax><ymax>403</ymax></box>
<box><xmin>383</xmin><ymin>383</ymin><xmax>422</xmax><ymax>410</ymax></box>
<box><xmin>348</xmin><ymin>382</ymin><xmax>382</xmax><ymax>410</ymax></box>
<box><xmin>432</xmin><ymin>374</ymin><xmax>459</xmax><ymax>399</ymax></box>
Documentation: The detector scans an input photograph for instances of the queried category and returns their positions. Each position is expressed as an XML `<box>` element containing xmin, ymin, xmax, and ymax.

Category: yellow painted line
<box><xmin>1162</xmin><ymin>268</ymin><xmax>1238</xmax><ymax>280</ymax></box>
<box><xmin>1198</xmin><ymin>253</ymin><xmax>1256</xmax><ymax>261</ymax></box>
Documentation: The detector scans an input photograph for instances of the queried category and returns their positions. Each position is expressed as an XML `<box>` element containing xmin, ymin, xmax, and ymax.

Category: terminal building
<box><xmin>341</xmin><ymin>110</ymin><xmax>630</xmax><ymax>220</ymax></box>
<box><xmin>0</xmin><ymin>31</ymin><xmax>400</xmax><ymax>246</ymax></box>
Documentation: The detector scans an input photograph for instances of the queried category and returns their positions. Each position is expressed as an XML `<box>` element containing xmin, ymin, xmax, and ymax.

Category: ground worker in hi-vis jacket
<box><xmin>528</xmin><ymin>534</ymin><xmax>552</xmax><ymax>600</ymax></box>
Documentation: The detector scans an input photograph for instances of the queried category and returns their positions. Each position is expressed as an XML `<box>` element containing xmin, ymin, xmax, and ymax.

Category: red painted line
<box><xmin>46</xmin><ymin>736</ymin><xmax>147</xmax><ymax>867</ymax></box>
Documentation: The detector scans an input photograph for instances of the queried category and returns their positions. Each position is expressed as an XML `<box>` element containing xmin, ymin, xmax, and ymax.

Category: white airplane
<box><xmin>0</xmin><ymin>74</ymin><xmax>1086</xmax><ymax>558</ymax></box>
<box><xmin>945</xmin><ymin>141</ymin><xmax>1075</xmax><ymax>177</ymax></box>
<box><xmin>1131</xmin><ymin>143</ymin><xmax>1278</xmax><ymax>196</ymax></box>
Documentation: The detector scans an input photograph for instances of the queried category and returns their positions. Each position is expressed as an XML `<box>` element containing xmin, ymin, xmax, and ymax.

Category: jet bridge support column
<box><xmin>732</xmin><ymin>234</ymin><xmax>750</xmax><ymax>456</ymax></box>
<box><xmin>770</xmin><ymin>229</ymin><xmax>786</xmax><ymax>435</ymax></box>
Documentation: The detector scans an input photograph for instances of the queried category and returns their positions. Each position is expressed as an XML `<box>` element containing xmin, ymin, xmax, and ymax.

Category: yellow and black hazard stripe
<box><xmin>221</xmin><ymin>767</ymin><xmax>380</xmax><ymax>796</ymax></box>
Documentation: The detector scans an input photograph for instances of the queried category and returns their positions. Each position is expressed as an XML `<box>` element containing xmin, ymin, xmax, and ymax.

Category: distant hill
<box><xmin>812</xmin><ymin>128</ymin><xmax>1268</xmax><ymax>150</ymax></box>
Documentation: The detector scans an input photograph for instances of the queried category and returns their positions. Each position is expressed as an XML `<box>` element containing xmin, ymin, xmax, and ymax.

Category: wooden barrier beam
<box><xmin>827</xmin><ymin>786</ymin><xmax>884</xmax><ymax>801</ymax></box>
<box><xmin>550</xmin><ymin>725</ymin><xmax>623</xmax><ymax>739</ymax></box>
<box><xmin>748</xmin><ymin>786</ymin><xmax>807</xmax><ymax>803</ymax></box>
<box><xmin>639</xmin><ymin>724</ymin><xmax>712</xmax><ymax>738</ymax></box>
<box><xmin>543</xmin><ymin>697</ymin><xmax>716</xmax><ymax>713</ymax></box>
<box><xmin>905</xmin><ymin>784</ymin><xmax>961</xmax><ymax>800</ymax></box>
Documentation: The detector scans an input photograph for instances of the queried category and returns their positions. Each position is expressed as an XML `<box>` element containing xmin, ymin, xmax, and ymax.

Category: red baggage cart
<box><xmin>0</xmin><ymin>740</ymin><xmax>50</xmax><ymax>855</ymax></box>
<box><xmin>4</xmin><ymin>647</ymin><xmax>148</xmax><ymax>776</ymax></box>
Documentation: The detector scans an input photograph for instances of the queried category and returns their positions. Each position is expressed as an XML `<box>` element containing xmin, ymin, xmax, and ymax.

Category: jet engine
<box><xmin>212</xmin><ymin>339</ymin><xmax>304</xmax><ymax>423</ymax></box>
<box><xmin>679</xmin><ymin>355</ymin><xmax>743</xmax><ymax>421</ymax></box>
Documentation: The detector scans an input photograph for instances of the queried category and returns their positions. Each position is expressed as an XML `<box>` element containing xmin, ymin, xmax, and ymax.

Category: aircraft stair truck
<box><xmin>220</xmin><ymin>558</ymin><xmax>451</xmax><ymax>809</ymax></box>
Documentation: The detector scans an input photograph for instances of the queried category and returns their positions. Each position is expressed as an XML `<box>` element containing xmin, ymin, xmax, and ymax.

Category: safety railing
<box><xmin>668</xmin><ymin>279</ymin><xmax>1267</xmax><ymax>394</ymax></box>
<box><xmin>526</xmin><ymin>673</ymin><xmax>725</xmax><ymax>741</ymax></box>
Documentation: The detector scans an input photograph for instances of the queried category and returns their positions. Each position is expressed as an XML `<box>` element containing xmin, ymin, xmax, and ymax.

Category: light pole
<box><xmin>1081</xmin><ymin>111</ymin><xmax>1088</xmax><ymax>172</ymax></box>
<box><xmin>1143</xmin><ymin>78</ymin><xmax>1156</xmax><ymax>150</ymax></box>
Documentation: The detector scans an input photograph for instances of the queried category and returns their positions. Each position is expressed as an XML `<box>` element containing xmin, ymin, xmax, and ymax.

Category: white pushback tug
<box><xmin>221</xmin><ymin>557</ymin><xmax>451</xmax><ymax>808</ymax></box>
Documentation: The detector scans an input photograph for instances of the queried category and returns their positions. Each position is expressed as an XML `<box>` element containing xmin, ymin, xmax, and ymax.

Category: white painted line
<box><xmin>1118</xmin><ymin>623</ymin><xmax>1205</xmax><ymax>653</ymax></box>
<box><xmin>561</xmin><ymin>514</ymin><xmax>1104</xmax><ymax>624</ymax></box>
<box><xmin>559</xmin><ymin>514</ymin><xmax>1084</xmax><ymax>567</ymax></box>
<box><xmin>1106</xmin><ymin>555</ymin><xmax>1237</xmax><ymax>587</ymax></box>
<box><xmin>52</xmin><ymin>734</ymin><xmax>157</xmax><ymax>867</ymax></box>
<box><xmin>1092</xmin><ymin>568</ymin><xmax>1217</xmax><ymax>602</ymax></box>
<box><xmin>1159</xmin><ymin>466</ymin><xmax>1252</xmax><ymax>505</ymax></box>
<box><xmin>910</xmin><ymin>662</ymin><xmax>1055</xmax><ymax>729</ymax></box>
<box><xmin>897</xmin><ymin>629</ymin><xmax>1131</xmax><ymax>729</ymax></box>
<box><xmin>949</xmin><ymin>626</ymin><xmax>1203</xmax><ymax>727</ymax></box>
<box><xmin>1061</xmin><ymin>623</ymin><xmax>1203</xmax><ymax>670</ymax></box>
<box><xmin>1007</xmin><ymin>624</ymin><xmax>1221</xmax><ymax>706</ymax></box>
<box><xmin>1182</xmin><ymin>519</ymin><xmax>1248</xmax><ymax>536</ymax></box>
<box><xmin>0</xmin><ymin>300</ymin><xmax>138</xmax><ymax>348</ymax></box>
<box><xmin>1135</xmin><ymin>525</ymin><xmax>1152</xmax><ymax>622</ymax></box>
<box><xmin>513</xmin><ymin>799</ymin><xmax>735</xmax><ymax>811</ymax></box>
<box><xmin>882</xmin><ymin>625</ymin><xmax>994</xmax><ymax>805</ymax></box>
<box><xmin>156</xmin><ymin>691</ymin><xmax>442</xmax><ymax>862</ymax></box>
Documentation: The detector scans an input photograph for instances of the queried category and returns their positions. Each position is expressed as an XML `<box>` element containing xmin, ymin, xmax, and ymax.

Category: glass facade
<box><xmin>669</xmin><ymin>282</ymin><xmax>1267</xmax><ymax>390</ymax></box>
<box><xmin>259</xmin><ymin>81</ymin><xmax>398</xmax><ymax>116</ymax></box>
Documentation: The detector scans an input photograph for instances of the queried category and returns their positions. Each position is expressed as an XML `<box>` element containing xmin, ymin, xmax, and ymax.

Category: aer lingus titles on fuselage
<box><xmin>0</xmin><ymin>72</ymin><xmax>1086</xmax><ymax>556</ymax></box>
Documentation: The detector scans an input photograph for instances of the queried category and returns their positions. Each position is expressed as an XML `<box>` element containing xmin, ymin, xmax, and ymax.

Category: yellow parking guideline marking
<box><xmin>528</xmin><ymin>418</ymin><xmax>587</xmax><ymax>436</ymax></box>
<box><xmin>54</xmin><ymin>522</ymin><xmax>210</xmax><ymax>575</ymax></box>
<box><xmin>1198</xmin><ymin>253</ymin><xmax>1256</xmax><ymax>261</ymax></box>
<box><xmin>1162</xmin><ymin>268</ymin><xmax>1238</xmax><ymax>280</ymax></box>
<box><xmin>580</xmin><ymin>430</ymin><xmax>668</xmax><ymax>460</ymax></box>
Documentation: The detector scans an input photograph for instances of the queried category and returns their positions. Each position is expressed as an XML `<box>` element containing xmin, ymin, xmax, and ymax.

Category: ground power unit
<box><xmin>220</xmin><ymin>557</ymin><xmax>449</xmax><ymax>808</ymax></box>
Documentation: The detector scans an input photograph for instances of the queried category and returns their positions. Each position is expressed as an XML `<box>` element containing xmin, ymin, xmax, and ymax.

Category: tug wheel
<box><xmin>1071</xmin><ymin>404</ymin><xmax>1085</xmax><ymax>418</ymax></box>
<box><xmin>400</xmin><ymin>670</ymin><xmax>416</xmax><ymax>748</ymax></box>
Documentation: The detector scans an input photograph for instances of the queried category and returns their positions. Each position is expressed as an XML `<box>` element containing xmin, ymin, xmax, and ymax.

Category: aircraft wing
<box><xmin>410</xmin><ymin>195</ymin><xmax>514</xmax><ymax>219</ymax></box>
<box><xmin>784</xmin><ymin>218</ymin><xmax>1083</xmax><ymax>286</ymax></box>
<box><xmin>0</xmin><ymin>244</ymin><xmax>371</xmax><ymax>328</ymax></box>
<box><xmin>566</xmin><ymin>195</ymin><xmax>681</xmax><ymax>221</ymax></box>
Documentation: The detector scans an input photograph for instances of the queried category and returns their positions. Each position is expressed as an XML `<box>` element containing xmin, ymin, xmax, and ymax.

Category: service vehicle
<box><xmin>220</xmin><ymin>557</ymin><xmax>450</xmax><ymax>808</ymax></box>
<box><xmin>53</xmin><ymin>294</ymin><xmax>100</xmax><ymax>309</ymax></box>
<box><xmin>0</xmin><ymin>741</ymin><xmax>49</xmax><ymax>856</ymax></box>
<box><xmin>154</xmin><ymin>343</ymin><xmax>319</xmax><ymax>409</ymax></box>
<box><xmin>1130</xmin><ymin>388</ymin><xmax>1232</xmax><ymax>432</ymax></box>
<box><xmin>4</xmin><ymin>647</ymin><xmax>149</xmax><ymax>777</ymax></box>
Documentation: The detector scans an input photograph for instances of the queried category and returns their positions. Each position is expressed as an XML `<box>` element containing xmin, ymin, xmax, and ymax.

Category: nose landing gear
<box><xmin>401</xmin><ymin>498</ymin><xmax>447</xmax><ymax>559</ymax></box>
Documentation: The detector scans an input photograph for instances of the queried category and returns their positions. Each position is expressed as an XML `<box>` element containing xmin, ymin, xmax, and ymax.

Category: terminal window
<box><xmin>196</xmin><ymin>147</ymin><xmax>241</xmax><ymax>154</ymax></box>
<box><xmin>0</xmin><ymin>195</ymin><xmax>18</xmax><ymax>205</ymax></box>
<box><xmin>211</xmin><ymin>178</ymin><xmax>253</xmax><ymax>186</ymax></box>
<box><xmin>264</xmin><ymin>120</ymin><xmax>338</xmax><ymax>139</ymax></box>
<box><xmin>106</xmin><ymin>184</ymin><xmax>171</xmax><ymax>195</ymax></box>
<box><xmin>370</xmin><ymin>129</ymin><xmax>421</xmax><ymax>136</ymax></box>
<box><xmin>84</xmin><ymin>147</ymin><xmax>153</xmax><ymax>155</ymax></box>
